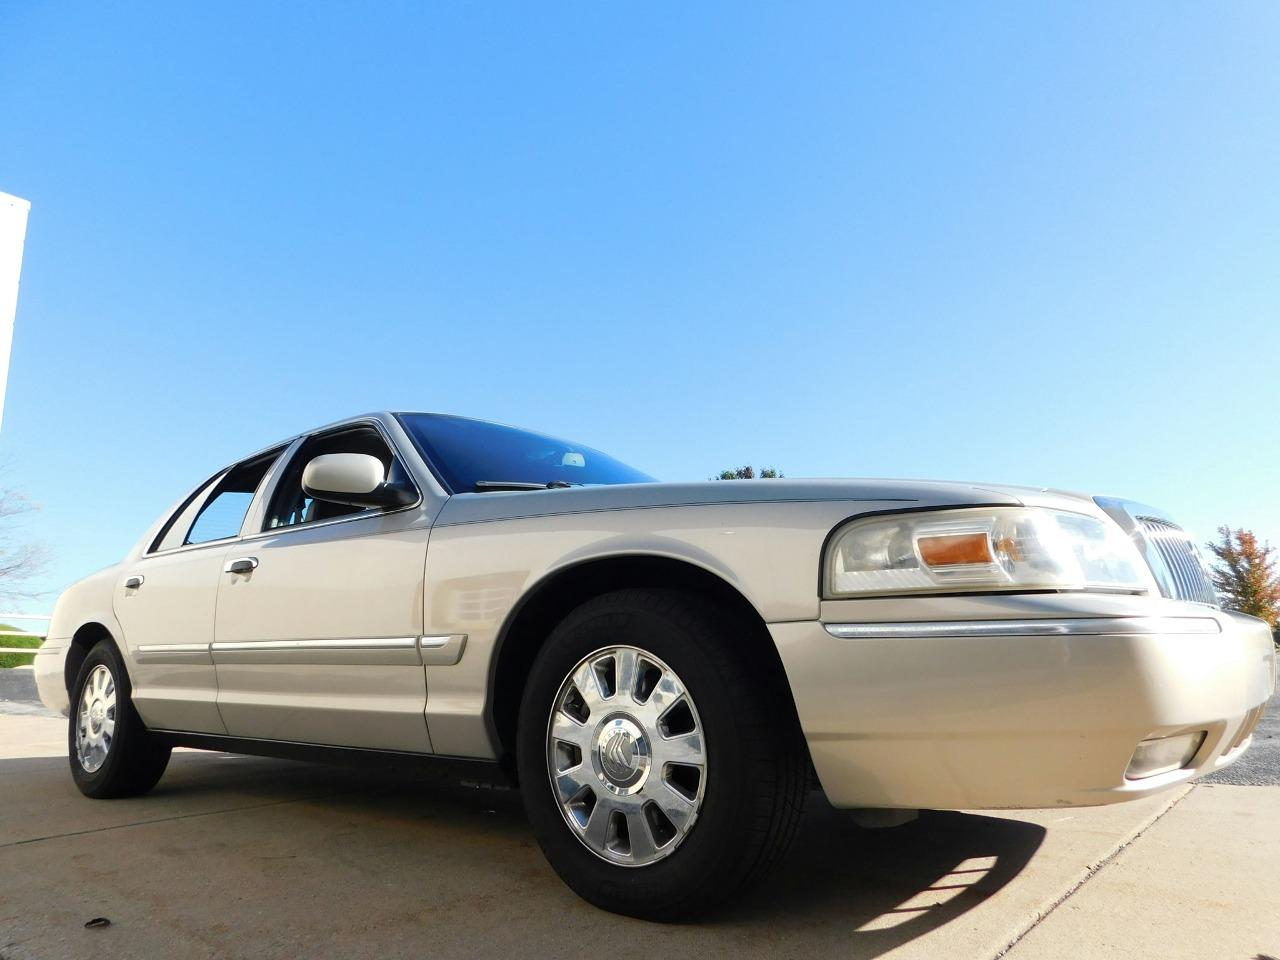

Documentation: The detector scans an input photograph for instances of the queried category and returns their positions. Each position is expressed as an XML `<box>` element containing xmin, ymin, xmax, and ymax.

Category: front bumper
<box><xmin>771</xmin><ymin>594</ymin><xmax>1276</xmax><ymax>810</ymax></box>
<box><xmin>33</xmin><ymin>639</ymin><xmax>70</xmax><ymax>716</ymax></box>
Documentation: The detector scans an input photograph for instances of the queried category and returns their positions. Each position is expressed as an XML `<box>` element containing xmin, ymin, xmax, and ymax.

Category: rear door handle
<box><xmin>225</xmin><ymin>557</ymin><xmax>259</xmax><ymax>575</ymax></box>
<box><xmin>124</xmin><ymin>575</ymin><xmax>144</xmax><ymax>590</ymax></box>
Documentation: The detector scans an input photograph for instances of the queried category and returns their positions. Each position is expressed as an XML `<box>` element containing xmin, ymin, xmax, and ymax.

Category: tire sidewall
<box><xmin>68</xmin><ymin>642</ymin><xmax>138</xmax><ymax>796</ymax></box>
<box><xmin>517</xmin><ymin>595</ymin><xmax>764</xmax><ymax>915</ymax></box>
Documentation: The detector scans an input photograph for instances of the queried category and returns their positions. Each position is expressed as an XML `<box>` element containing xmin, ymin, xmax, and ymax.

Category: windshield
<box><xmin>396</xmin><ymin>413</ymin><xmax>656</xmax><ymax>493</ymax></box>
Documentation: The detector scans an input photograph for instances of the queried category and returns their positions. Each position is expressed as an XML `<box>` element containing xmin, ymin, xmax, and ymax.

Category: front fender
<box><xmin>46</xmin><ymin>565</ymin><xmax>133</xmax><ymax>696</ymax></box>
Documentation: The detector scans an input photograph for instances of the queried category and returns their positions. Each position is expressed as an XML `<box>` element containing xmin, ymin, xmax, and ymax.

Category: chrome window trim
<box><xmin>145</xmin><ymin>442</ymin><xmax>293</xmax><ymax>559</ymax></box>
<box><xmin>182</xmin><ymin>445</ymin><xmax>292</xmax><ymax>549</ymax></box>
<box><xmin>824</xmin><ymin>616</ymin><xmax>1223</xmax><ymax>640</ymax></box>
<box><xmin>141</xmin><ymin>416</ymin><xmax>430</xmax><ymax>560</ymax></box>
<box><xmin>146</xmin><ymin>468</ymin><xmax>231</xmax><ymax>555</ymax></box>
<box><xmin>238</xmin><ymin>437</ymin><xmax>306</xmax><ymax>539</ymax></box>
<box><xmin>239</xmin><ymin>500</ymin><xmax>417</xmax><ymax>543</ymax></box>
<box><xmin>139</xmin><ymin>536</ymin><xmax>247</xmax><ymax>562</ymax></box>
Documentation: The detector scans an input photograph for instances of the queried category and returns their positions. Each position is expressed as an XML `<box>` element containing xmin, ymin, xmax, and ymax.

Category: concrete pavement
<box><xmin>2</xmin><ymin>691</ymin><xmax>1277</xmax><ymax>959</ymax></box>
<box><xmin>1006</xmin><ymin>784</ymin><xmax>1280</xmax><ymax>959</ymax></box>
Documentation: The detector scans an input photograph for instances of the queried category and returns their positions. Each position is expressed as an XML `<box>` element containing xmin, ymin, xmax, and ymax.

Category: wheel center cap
<box><xmin>594</xmin><ymin>715</ymin><xmax>650</xmax><ymax>793</ymax></box>
<box><xmin>603</xmin><ymin>729</ymin><xmax>637</xmax><ymax>778</ymax></box>
<box><xmin>89</xmin><ymin>701</ymin><xmax>105</xmax><ymax>725</ymax></box>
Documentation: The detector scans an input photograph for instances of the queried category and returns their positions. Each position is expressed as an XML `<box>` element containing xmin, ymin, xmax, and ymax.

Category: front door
<box><xmin>211</xmin><ymin>423</ymin><xmax>434</xmax><ymax>753</ymax></box>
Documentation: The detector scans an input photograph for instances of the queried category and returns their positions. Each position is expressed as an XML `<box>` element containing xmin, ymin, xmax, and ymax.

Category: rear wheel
<box><xmin>69</xmin><ymin>641</ymin><xmax>171</xmax><ymax>799</ymax></box>
<box><xmin>517</xmin><ymin>589</ymin><xmax>807</xmax><ymax>920</ymax></box>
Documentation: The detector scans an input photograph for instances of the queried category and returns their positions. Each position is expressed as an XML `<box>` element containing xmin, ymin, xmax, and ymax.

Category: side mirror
<box><xmin>301</xmin><ymin>453</ymin><xmax>416</xmax><ymax>509</ymax></box>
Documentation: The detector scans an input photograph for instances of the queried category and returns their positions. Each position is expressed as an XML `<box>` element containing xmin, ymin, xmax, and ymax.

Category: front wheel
<box><xmin>69</xmin><ymin>640</ymin><xmax>171</xmax><ymax>799</ymax></box>
<box><xmin>517</xmin><ymin>589</ymin><xmax>808</xmax><ymax>921</ymax></box>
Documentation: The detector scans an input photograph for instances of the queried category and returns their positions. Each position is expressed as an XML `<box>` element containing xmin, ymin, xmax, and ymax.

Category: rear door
<box><xmin>114</xmin><ymin>448</ymin><xmax>285</xmax><ymax>733</ymax></box>
<box><xmin>210</xmin><ymin>422</ymin><xmax>435</xmax><ymax>753</ymax></box>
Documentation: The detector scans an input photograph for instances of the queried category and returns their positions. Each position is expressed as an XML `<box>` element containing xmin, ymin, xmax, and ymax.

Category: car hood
<box><xmin>433</xmin><ymin>477</ymin><xmax>1085</xmax><ymax>527</ymax></box>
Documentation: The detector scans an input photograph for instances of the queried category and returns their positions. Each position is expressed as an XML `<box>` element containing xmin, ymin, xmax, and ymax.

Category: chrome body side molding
<box><xmin>135</xmin><ymin>635</ymin><xmax>470</xmax><ymax>666</ymax></box>
<box><xmin>210</xmin><ymin>636</ymin><xmax>422</xmax><ymax>666</ymax></box>
<box><xmin>134</xmin><ymin>642</ymin><xmax>213</xmax><ymax>662</ymax></box>
<box><xmin>824</xmin><ymin>616</ymin><xmax>1223</xmax><ymax>640</ymax></box>
<box><xmin>419</xmin><ymin>634</ymin><xmax>467</xmax><ymax>666</ymax></box>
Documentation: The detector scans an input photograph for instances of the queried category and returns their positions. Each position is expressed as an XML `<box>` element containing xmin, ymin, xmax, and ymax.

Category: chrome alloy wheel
<box><xmin>76</xmin><ymin>664</ymin><xmax>117</xmax><ymax>773</ymax></box>
<box><xmin>546</xmin><ymin>645</ymin><xmax>707</xmax><ymax>867</ymax></box>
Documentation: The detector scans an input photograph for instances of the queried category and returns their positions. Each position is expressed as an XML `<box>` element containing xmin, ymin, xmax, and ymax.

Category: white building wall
<box><xmin>0</xmin><ymin>192</ymin><xmax>31</xmax><ymax>432</ymax></box>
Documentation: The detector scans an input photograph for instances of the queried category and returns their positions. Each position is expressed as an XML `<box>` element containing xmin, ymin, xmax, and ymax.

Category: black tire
<box><xmin>516</xmin><ymin>588</ymin><xmax>808</xmax><ymax>921</ymax></box>
<box><xmin>69</xmin><ymin>640</ymin><xmax>172</xmax><ymax>799</ymax></box>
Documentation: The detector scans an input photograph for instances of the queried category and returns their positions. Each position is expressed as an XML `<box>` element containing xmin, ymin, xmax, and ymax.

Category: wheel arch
<box><xmin>64</xmin><ymin>621</ymin><xmax>125</xmax><ymax>694</ymax></box>
<box><xmin>488</xmin><ymin>554</ymin><xmax>801</xmax><ymax>773</ymax></box>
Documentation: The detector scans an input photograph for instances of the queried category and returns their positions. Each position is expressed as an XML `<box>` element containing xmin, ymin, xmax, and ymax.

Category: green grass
<box><xmin>0</xmin><ymin>625</ymin><xmax>42</xmax><ymax>668</ymax></box>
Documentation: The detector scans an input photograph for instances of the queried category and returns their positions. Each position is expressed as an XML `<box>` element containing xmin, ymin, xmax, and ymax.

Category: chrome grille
<box><xmin>1138</xmin><ymin>517</ymin><xmax>1218</xmax><ymax>606</ymax></box>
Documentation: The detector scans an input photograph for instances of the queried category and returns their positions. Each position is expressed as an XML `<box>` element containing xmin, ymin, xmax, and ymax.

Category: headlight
<box><xmin>824</xmin><ymin>507</ymin><xmax>1153</xmax><ymax>598</ymax></box>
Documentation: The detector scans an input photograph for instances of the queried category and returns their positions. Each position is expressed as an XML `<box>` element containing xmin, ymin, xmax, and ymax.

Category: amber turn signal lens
<box><xmin>917</xmin><ymin>532</ymin><xmax>994</xmax><ymax>567</ymax></box>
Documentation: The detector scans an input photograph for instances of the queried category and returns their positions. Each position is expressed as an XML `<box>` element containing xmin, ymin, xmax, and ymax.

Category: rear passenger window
<box><xmin>150</xmin><ymin>472</ymin><xmax>225</xmax><ymax>553</ymax></box>
<box><xmin>183</xmin><ymin>451</ymin><xmax>280</xmax><ymax>546</ymax></box>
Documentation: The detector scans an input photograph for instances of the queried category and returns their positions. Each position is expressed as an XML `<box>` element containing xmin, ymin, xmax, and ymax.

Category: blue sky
<box><xmin>1</xmin><ymin>2</ymin><xmax>1277</xmax><ymax>610</ymax></box>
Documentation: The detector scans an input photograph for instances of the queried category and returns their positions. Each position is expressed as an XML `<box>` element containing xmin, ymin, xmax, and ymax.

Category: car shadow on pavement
<box><xmin>1</xmin><ymin>752</ymin><xmax>1046</xmax><ymax>960</ymax></box>
<box><xmin>720</xmin><ymin>793</ymin><xmax>1046</xmax><ymax>952</ymax></box>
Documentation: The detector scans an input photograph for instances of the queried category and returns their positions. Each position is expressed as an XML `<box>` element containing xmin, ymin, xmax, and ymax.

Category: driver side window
<box><xmin>265</xmin><ymin>426</ymin><xmax>406</xmax><ymax>530</ymax></box>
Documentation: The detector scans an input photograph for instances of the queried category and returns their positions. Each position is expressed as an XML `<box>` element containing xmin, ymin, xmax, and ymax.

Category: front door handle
<box><xmin>124</xmin><ymin>575</ymin><xmax>144</xmax><ymax>590</ymax></box>
<box><xmin>225</xmin><ymin>557</ymin><xmax>259</xmax><ymax>575</ymax></box>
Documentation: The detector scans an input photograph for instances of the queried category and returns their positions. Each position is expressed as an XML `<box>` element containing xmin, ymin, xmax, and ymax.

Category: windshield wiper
<box><xmin>473</xmin><ymin>480</ymin><xmax>576</xmax><ymax>492</ymax></box>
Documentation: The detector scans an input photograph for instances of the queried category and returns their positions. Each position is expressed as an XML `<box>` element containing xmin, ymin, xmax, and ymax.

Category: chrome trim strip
<box><xmin>134</xmin><ymin>642</ymin><xmax>213</xmax><ymax>663</ymax></box>
<box><xmin>137</xmin><ymin>643</ymin><xmax>211</xmax><ymax>653</ymax></box>
<box><xmin>824</xmin><ymin>616</ymin><xmax>1223</xmax><ymax>639</ymax></box>
<box><xmin>211</xmin><ymin>637</ymin><xmax>419</xmax><ymax>653</ymax></box>
<box><xmin>210</xmin><ymin>636</ymin><xmax>423</xmax><ymax>666</ymax></box>
<box><xmin>419</xmin><ymin>634</ymin><xmax>467</xmax><ymax>666</ymax></box>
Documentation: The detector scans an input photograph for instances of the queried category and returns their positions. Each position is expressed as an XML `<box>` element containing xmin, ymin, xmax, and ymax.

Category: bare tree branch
<box><xmin>0</xmin><ymin>484</ymin><xmax>50</xmax><ymax>603</ymax></box>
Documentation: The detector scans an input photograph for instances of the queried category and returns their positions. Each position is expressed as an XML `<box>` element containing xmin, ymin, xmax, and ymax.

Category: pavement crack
<box><xmin>990</xmin><ymin>785</ymin><xmax>1194</xmax><ymax>959</ymax></box>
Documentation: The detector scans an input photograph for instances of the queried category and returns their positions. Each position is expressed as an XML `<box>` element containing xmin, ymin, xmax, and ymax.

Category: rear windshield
<box><xmin>397</xmin><ymin>413</ymin><xmax>655</xmax><ymax>493</ymax></box>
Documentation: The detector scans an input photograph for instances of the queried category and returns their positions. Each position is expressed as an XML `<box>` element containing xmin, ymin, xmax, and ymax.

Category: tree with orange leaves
<box><xmin>1206</xmin><ymin>526</ymin><xmax>1280</xmax><ymax>635</ymax></box>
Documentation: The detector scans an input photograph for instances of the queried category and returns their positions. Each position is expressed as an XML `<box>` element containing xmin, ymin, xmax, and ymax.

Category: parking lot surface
<box><xmin>2</xmin><ymin>682</ymin><xmax>1277</xmax><ymax>960</ymax></box>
